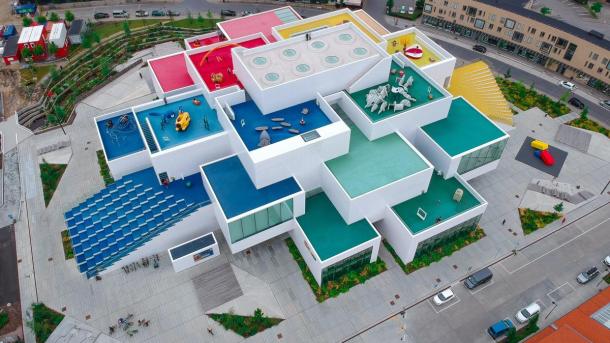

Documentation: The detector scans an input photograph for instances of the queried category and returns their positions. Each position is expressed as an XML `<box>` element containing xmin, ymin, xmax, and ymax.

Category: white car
<box><xmin>559</xmin><ymin>81</ymin><xmax>576</xmax><ymax>91</ymax></box>
<box><xmin>600</xmin><ymin>100</ymin><xmax>610</xmax><ymax>110</ymax></box>
<box><xmin>603</xmin><ymin>255</ymin><xmax>610</xmax><ymax>267</ymax></box>
<box><xmin>515</xmin><ymin>302</ymin><xmax>541</xmax><ymax>323</ymax></box>
<box><xmin>433</xmin><ymin>288</ymin><xmax>455</xmax><ymax>306</ymax></box>
<box><xmin>408</xmin><ymin>7</ymin><xmax>415</xmax><ymax>15</ymax></box>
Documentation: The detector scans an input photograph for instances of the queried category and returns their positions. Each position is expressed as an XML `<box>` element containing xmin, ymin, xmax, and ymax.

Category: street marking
<box><xmin>427</xmin><ymin>294</ymin><xmax>461</xmax><ymax>314</ymax></box>
<box><xmin>547</xmin><ymin>282</ymin><xmax>575</xmax><ymax>303</ymax></box>
<box><xmin>502</xmin><ymin>218</ymin><xmax>610</xmax><ymax>274</ymax></box>
<box><xmin>468</xmin><ymin>279</ymin><xmax>495</xmax><ymax>295</ymax></box>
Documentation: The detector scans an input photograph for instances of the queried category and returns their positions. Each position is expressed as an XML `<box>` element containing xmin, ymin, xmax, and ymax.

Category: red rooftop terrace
<box><xmin>149</xmin><ymin>53</ymin><xmax>194</xmax><ymax>93</ymax></box>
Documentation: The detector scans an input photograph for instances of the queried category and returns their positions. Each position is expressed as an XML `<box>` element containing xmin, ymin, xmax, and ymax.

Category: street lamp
<box><xmin>544</xmin><ymin>301</ymin><xmax>557</xmax><ymax>320</ymax></box>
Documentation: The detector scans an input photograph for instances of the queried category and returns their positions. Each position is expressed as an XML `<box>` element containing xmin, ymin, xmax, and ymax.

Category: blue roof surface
<box><xmin>202</xmin><ymin>156</ymin><xmax>301</xmax><ymax>219</ymax></box>
<box><xmin>97</xmin><ymin>112</ymin><xmax>146</xmax><ymax>160</ymax></box>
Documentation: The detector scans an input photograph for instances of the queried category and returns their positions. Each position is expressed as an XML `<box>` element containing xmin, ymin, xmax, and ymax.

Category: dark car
<box><xmin>473</xmin><ymin>44</ymin><xmax>487</xmax><ymax>53</ymax></box>
<box><xmin>135</xmin><ymin>10</ymin><xmax>149</xmax><ymax>17</ymax></box>
<box><xmin>568</xmin><ymin>97</ymin><xmax>585</xmax><ymax>109</ymax></box>
<box><xmin>487</xmin><ymin>319</ymin><xmax>514</xmax><ymax>339</ymax></box>
<box><xmin>221</xmin><ymin>9</ymin><xmax>237</xmax><ymax>16</ymax></box>
<box><xmin>151</xmin><ymin>10</ymin><xmax>165</xmax><ymax>17</ymax></box>
<box><xmin>464</xmin><ymin>267</ymin><xmax>493</xmax><ymax>289</ymax></box>
<box><xmin>167</xmin><ymin>10</ymin><xmax>180</xmax><ymax>17</ymax></box>
<box><xmin>94</xmin><ymin>12</ymin><xmax>110</xmax><ymax>19</ymax></box>
<box><xmin>576</xmin><ymin>267</ymin><xmax>599</xmax><ymax>284</ymax></box>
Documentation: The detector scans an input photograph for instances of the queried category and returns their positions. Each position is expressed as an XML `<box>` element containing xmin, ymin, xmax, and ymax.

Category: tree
<box><xmin>206</xmin><ymin>9</ymin><xmax>213</xmax><ymax>20</ymax></box>
<box><xmin>187</xmin><ymin>11</ymin><xmax>193</xmax><ymax>24</ymax></box>
<box><xmin>540</xmin><ymin>7</ymin><xmax>552</xmax><ymax>15</ymax></box>
<box><xmin>23</xmin><ymin>17</ymin><xmax>33</xmax><ymax>27</ymax></box>
<box><xmin>504</xmin><ymin>67</ymin><xmax>512</xmax><ymax>79</ymax></box>
<box><xmin>580</xmin><ymin>106</ymin><xmax>589</xmax><ymax>120</ymax></box>
<box><xmin>48</xmin><ymin>42</ymin><xmax>58</xmax><ymax>56</ymax></box>
<box><xmin>48</xmin><ymin>106</ymin><xmax>67</xmax><ymax>134</ymax></box>
<box><xmin>64</xmin><ymin>10</ymin><xmax>75</xmax><ymax>23</ymax></box>
<box><xmin>591</xmin><ymin>2</ymin><xmax>603</xmax><ymax>13</ymax></box>
<box><xmin>21</xmin><ymin>47</ymin><xmax>32</xmax><ymax>60</ymax></box>
<box><xmin>416</xmin><ymin>0</ymin><xmax>425</xmax><ymax>10</ymax></box>
<box><xmin>49</xmin><ymin>66</ymin><xmax>59</xmax><ymax>81</ymax></box>
<box><xmin>122</xmin><ymin>21</ymin><xmax>131</xmax><ymax>36</ymax></box>
<box><xmin>81</xmin><ymin>35</ymin><xmax>92</xmax><ymax>49</ymax></box>
<box><xmin>36</xmin><ymin>15</ymin><xmax>47</xmax><ymax>24</ymax></box>
<box><xmin>386</xmin><ymin>0</ymin><xmax>394</xmax><ymax>12</ymax></box>
<box><xmin>553</xmin><ymin>202</ymin><xmax>564</xmax><ymax>213</ymax></box>
<box><xmin>49</xmin><ymin>12</ymin><xmax>60</xmax><ymax>22</ymax></box>
<box><xmin>252</xmin><ymin>308</ymin><xmax>264</xmax><ymax>325</ymax></box>
<box><xmin>559</xmin><ymin>91</ymin><xmax>570</xmax><ymax>103</ymax></box>
<box><xmin>101</xmin><ymin>61</ymin><xmax>111</xmax><ymax>78</ymax></box>
<box><xmin>33</xmin><ymin>45</ymin><xmax>45</xmax><ymax>57</ymax></box>
<box><xmin>197</xmin><ymin>13</ymin><xmax>204</xmax><ymax>25</ymax></box>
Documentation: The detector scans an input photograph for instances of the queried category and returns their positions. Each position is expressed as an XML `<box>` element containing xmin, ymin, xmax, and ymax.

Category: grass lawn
<box><xmin>568</xmin><ymin>117</ymin><xmax>610</xmax><ymax>137</ymax></box>
<box><xmin>518</xmin><ymin>208</ymin><xmax>561</xmax><ymax>235</ymax></box>
<box><xmin>20</xmin><ymin>65</ymin><xmax>53</xmax><ymax>85</ymax></box>
<box><xmin>92</xmin><ymin>19</ymin><xmax>165</xmax><ymax>39</ymax></box>
<box><xmin>208</xmin><ymin>309</ymin><xmax>282</xmax><ymax>338</ymax></box>
<box><xmin>286</xmin><ymin>238</ymin><xmax>386</xmax><ymax>302</ymax></box>
<box><xmin>61</xmin><ymin>230</ymin><xmax>74</xmax><ymax>260</ymax></box>
<box><xmin>496</xmin><ymin>77</ymin><xmax>570</xmax><ymax>117</ymax></box>
<box><xmin>604</xmin><ymin>273</ymin><xmax>610</xmax><ymax>284</ymax></box>
<box><xmin>96</xmin><ymin>150</ymin><xmax>115</xmax><ymax>186</ymax></box>
<box><xmin>0</xmin><ymin>312</ymin><xmax>8</xmax><ymax>330</ymax></box>
<box><xmin>166</xmin><ymin>17</ymin><xmax>218</xmax><ymax>29</ymax></box>
<box><xmin>389</xmin><ymin>8</ymin><xmax>423</xmax><ymax>21</ymax></box>
<box><xmin>507</xmin><ymin>315</ymin><xmax>539</xmax><ymax>343</ymax></box>
<box><xmin>29</xmin><ymin>303</ymin><xmax>64</xmax><ymax>343</ymax></box>
<box><xmin>384</xmin><ymin>226</ymin><xmax>486</xmax><ymax>274</ymax></box>
<box><xmin>39</xmin><ymin>162</ymin><xmax>67</xmax><ymax>206</ymax></box>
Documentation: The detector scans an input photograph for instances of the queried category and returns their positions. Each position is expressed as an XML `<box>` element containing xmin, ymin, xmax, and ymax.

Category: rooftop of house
<box><xmin>97</xmin><ymin>112</ymin><xmax>145</xmax><ymax>160</ymax></box>
<box><xmin>325</xmin><ymin>125</ymin><xmax>429</xmax><ymax>198</ymax></box>
<box><xmin>385</xmin><ymin>33</ymin><xmax>441</xmax><ymax>68</ymax></box>
<box><xmin>218</xmin><ymin>7</ymin><xmax>300</xmax><ymax>42</ymax></box>
<box><xmin>229</xmin><ymin>99</ymin><xmax>332</xmax><ymax>151</ymax></box>
<box><xmin>392</xmin><ymin>173</ymin><xmax>482</xmax><ymax>235</ymax></box>
<box><xmin>17</xmin><ymin>25</ymin><xmax>44</xmax><ymax>44</ymax></box>
<box><xmin>297</xmin><ymin>192</ymin><xmax>378</xmax><ymax>261</ymax></box>
<box><xmin>149</xmin><ymin>54</ymin><xmax>195</xmax><ymax>93</ymax></box>
<box><xmin>235</xmin><ymin>25</ymin><xmax>379</xmax><ymax>89</ymax></box>
<box><xmin>202</xmin><ymin>156</ymin><xmax>302</xmax><ymax>219</ymax></box>
<box><xmin>188</xmin><ymin>37</ymin><xmax>266</xmax><ymax>91</ymax></box>
<box><xmin>349</xmin><ymin>61</ymin><xmax>445</xmax><ymax>122</ymax></box>
<box><xmin>421</xmin><ymin>97</ymin><xmax>508</xmax><ymax>157</ymax></box>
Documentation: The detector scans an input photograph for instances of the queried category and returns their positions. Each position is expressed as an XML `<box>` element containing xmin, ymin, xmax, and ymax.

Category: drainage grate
<box><xmin>301</xmin><ymin>130</ymin><xmax>321</xmax><ymax>142</ymax></box>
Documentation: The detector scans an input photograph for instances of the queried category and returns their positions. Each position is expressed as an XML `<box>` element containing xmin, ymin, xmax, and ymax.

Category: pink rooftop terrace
<box><xmin>149</xmin><ymin>54</ymin><xmax>194</xmax><ymax>93</ymax></box>
<box><xmin>218</xmin><ymin>8</ymin><xmax>300</xmax><ymax>42</ymax></box>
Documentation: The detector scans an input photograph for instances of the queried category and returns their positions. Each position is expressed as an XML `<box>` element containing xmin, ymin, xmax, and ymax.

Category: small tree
<box><xmin>559</xmin><ymin>91</ymin><xmax>570</xmax><ymax>103</ymax></box>
<box><xmin>252</xmin><ymin>308</ymin><xmax>264</xmax><ymax>325</ymax></box>
<box><xmin>48</xmin><ymin>106</ymin><xmax>67</xmax><ymax>134</ymax></box>
<box><xmin>81</xmin><ymin>35</ymin><xmax>92</xmax><ymax>49</ymax></box>
<box><xmin>21</xmin><ymin>47</ymin><xmax>32</xmax><ymax>60</ymax></box>
<box><xmin>504</xmin><ymin>67</ymin><xmax>512</xmax><ymax>79</ymax></box>
<box><xmin>49</xmin><ymin>12</ymin><xmax>60</xmax><ymax>22</ymax></box>
<box><xmin>64</xmin><ymin>10</ymin><xmax>75</xmax><ymax>23</ymax></box>
<box><xmin>540</xmin><ymin>7</ymin><xmax>552</xmax><ymax>15</ymax></box>
<box><xmin>553</xmin><ymin>202</ymin><xmax>564</xmax><ymax>213</ymax></box>
<box><xmin>122</xmin><ymin>21</ymin><xmax>131</xmax><ymax>36</ymax></box>
<box><xmin>49</xmin><ymin>66</ymin><xmax>59</xmax><ymax>81</ymax></box>
<box><xmin>591</xmin><ymin>2</ymin><xmax>603</xmax><ymax>13</ymax></box>
<box><xmin>48</xmin><ymin>42</ymin><xmax>58</xmax><ymax>56</ymax></box>
<box><xmin>23</xmin><ymin>17</ymin><xmax>33</xmax><ymax>27</ymax></box>
<box><xmin>206</xmin><ymin>9</ymin><xmax>213</xmax><ymax>20</ymax></box>
<box><xmin>36</xmin><ymin>15</ymin><xmax>47</xmax><ymax>24</ymax></box>
<box><xmin>101</xmin><ymin>62</ymin><xmax>111</xmax><ymax>78</ymax></box>
<box><xmin>91</xmin><ymin>31</ymin><xmax>101</xmax><ymax>44</ymax></box>
<box><xmin>197</xmin><ymin>12</ymin><xmax>204</xmax><ymax>25</ymax></box>
<box><xmin>580</xmin><ymin>106</ymin><xmax>589</xmax><ymax>120</ymax></box>
<box><xmin>386</xmin><ymin>0</ymin><xmax>395</xmax><ymax>12</ymax></box>
<box><xmin>187</xmin><ymin>11</ymin><xmax>193</xmax><ymax>24</ymax></box>
<box><xmin>33</xmin><ymin>45</ymin><xmax>45</xmax><ymax>57</ymax></box>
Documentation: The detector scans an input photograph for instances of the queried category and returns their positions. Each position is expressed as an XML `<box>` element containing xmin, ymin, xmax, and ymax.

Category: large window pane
<box><xmin>227</xmin><ymin>198</ymin><xmax>295</xmax><ymax>244</ymax></box>
<box><xmin>255</xmin><ymin>209</ymin><xmax>269</xmax><ymax>232</ymax></box>
<box><xmin>458</xmin><ymin>140</ymin><xmax>507</xmax><ymax>174</ymax></box>
<box><xmin>228</xmin><ymin>221</ymin><xmax>243</xmax><ymax>243</ymax></box>
<box><xmin>280</xmin><ymin>200</ymin><xmax>293</xmax><ymax>222</ymax></box>
<box><xmin>268</xmin><ymin>203</ymin><xmax>282</xmax><ymax>227</ymax></box>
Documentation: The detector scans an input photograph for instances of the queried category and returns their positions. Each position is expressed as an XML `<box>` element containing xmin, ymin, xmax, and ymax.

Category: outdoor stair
<box><xmin>139</xmin><ymin>121</ymin><xmax>159</xmax><ymax>153</ymax></box>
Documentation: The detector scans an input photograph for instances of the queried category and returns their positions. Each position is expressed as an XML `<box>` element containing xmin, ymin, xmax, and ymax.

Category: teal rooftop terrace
<box><xmin>392</xmin><ymin>173</ymin><xmax>482</xmax><ymax>234</ymax></box>
<box><xmin>325</xmin><ymin>125</ymin><xmax>429</xmax><ymax>198</ymax></box>
<box><xmin>297</xmin><ymin>193</ymin><xmax>378</xmax><ymax>261</ymax></box>
<box><xmin>349</xmin><ymin>61</ymin><xmax>445</xmax><ymax>122</ymax></box>
<box><xmin>421</xmin><ymin>97</ymin><xmax>507</xmax><ymax>156</ymax></box>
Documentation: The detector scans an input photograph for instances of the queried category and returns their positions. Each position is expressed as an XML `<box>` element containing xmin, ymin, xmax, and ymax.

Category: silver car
<box><xmin>600</xmin><ymin>100</ymin><xmax>610</xmax><ymax>110</ymax></box>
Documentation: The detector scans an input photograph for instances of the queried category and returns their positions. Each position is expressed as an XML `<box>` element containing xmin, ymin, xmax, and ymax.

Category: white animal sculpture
<box><xmin>393</xmin><ymin>101</ymin><xmax>405</xmax><ymax>112</ymax></box>
<box><xmin>404</xmin><ymin>76</ymin><xmax>414</xmax><ymax>88</ymax></box>
<box><xmin>371</xmin><ymin>101</ymin><xmax>380</xmax><ymax>112</ymax></box>
<box><xmin>378</xmin><ymin>100</ymin><xmax>388</xmax><ymax>114</ymax></box>
<box><xmin>397</xmin><ymin>74</ymin><xmax>406</xmax><ymax>86</ymax></box>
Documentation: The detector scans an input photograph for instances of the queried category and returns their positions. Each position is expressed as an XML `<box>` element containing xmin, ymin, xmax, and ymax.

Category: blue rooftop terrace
<box><xmin>97</xmin><ymin>112</ymin><xmax>145</xmax><ymax>160</ymax></box>
<box><xmin>202</xmin><ymin>156</ymin><xmax>301</xmax><ymax>219</ymax></box>
<box><xmin>230</xmin><ymin>99</ymin><xmax>332</xmax><ymax>151</ymax></box>
<box><xmin>136</xmin><ymin>95</ymin><xmax>223</xmax><ymax>151</ymax></box>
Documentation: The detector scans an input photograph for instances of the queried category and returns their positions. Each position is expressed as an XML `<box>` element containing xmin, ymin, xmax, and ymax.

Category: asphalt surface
<box><xmin>350</xmin><ymin>202</ymin><xmax>610</xmax><ymax>343</ymax></box>
<box><xmin>0</xmin><ymin>225</ymin><xmax>20</xmax><ymax>305</ymax></box>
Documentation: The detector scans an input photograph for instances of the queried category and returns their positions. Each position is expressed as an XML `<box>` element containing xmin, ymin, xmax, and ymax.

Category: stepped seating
<box><xmin>139</xmin><ymin>121</ymin><xmax>159</xmax><ymax>153</ymax></box>
<box><xmin>64</xmin><ymin>168</ymin><xmax>210</xmax><ymax>278</ymax></box>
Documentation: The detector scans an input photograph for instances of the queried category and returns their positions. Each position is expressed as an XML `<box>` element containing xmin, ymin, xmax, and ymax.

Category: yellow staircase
<box><xmin>448</xmin><ymin>61</ymin><xmax>513</xmax><ymax>126</ymax></box>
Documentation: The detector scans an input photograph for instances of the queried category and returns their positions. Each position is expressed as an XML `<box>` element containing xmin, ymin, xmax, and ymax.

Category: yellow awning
<box><xmin>448</xmin><ymin>61</ymin><xmax>513</xmax><ymax>126</ymax></box>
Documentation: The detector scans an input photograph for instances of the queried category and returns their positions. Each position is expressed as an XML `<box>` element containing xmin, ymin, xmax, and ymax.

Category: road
<box><xmin>349</xmin><ymin>202</ymin><xmax>610</xmax><ymax>343</ymax></box>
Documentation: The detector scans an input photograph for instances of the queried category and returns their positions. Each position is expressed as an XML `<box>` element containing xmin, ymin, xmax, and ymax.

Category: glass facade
<box><xmin>414</xmin><ymin>215</ymin><xmax>481</xmax><ymax>258</ymax></box>
<box><xmin>457</xmin><ymin>139</ymin><xmax>507</xmax><ymax>174</ymax></box>
<box><xmin>321</xmin><ymin>247</ymin><xmax>372</xmax><ymax>284</ymax></box>
<box><xmin>228</xmin><ymin>199</ymin><xmax>294</xmax><ymax>243</ymax></box>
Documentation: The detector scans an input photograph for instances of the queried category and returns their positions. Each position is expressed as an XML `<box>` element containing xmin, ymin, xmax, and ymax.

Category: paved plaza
<box><xmin>7</xmin><ymin>63</ymin><xmax>610</xmax><ymax>343</ymax></box>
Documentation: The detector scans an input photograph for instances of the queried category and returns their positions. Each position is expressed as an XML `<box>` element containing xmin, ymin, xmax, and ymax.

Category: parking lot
<box><xmin>352</xmin><ymin>202</ymin><xmax>610</xmax><ymax>343</ymax></box>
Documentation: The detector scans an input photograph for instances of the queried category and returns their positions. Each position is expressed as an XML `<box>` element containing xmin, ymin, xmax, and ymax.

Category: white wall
<box><xmin>347</xmin><ymin>56</ymin><xmax>393</xmax><ymax>93</ymax></box>
<box><xmin>168</xmin><ymin>233</ymin><xmax>220</xmax><ymax>273</ymax></box>
<box><xmin>421</xmin><ymin>57</ymin><xmax>456</xmax><ymax>88</ymax></box>
<box><xmin>101</xmin><ymin>204</ymin><xmax>218</xmax><ymax>274</ymax></box>
<box><xmin>108</xmin><ymin>150</ymin><xmax>151</xmax><ymax>179</ymax></box>
<box><xmin>414</xmin><ymin>129</ymin><xmax>453</xmax><ymax>178</ymax></box>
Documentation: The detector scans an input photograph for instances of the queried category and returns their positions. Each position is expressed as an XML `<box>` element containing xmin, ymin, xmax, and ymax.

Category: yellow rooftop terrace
<box><xmin>383</xmin><ymin>28</ymin><xmax>454</xmax><ymax>68</ymax></box>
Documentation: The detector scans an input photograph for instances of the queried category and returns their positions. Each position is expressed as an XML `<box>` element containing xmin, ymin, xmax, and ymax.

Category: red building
<box><xmin>48</xmin><ymin>22</ymin><xmax>69</xmax><ymax>59</ymax></box>
<box><xmin>17</xmin><ymin>25</ymin><xmax>47</xmax><ymax>61</ymax></box>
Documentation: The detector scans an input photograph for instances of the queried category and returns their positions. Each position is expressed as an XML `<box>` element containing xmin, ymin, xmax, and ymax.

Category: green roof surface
<box><xmin>325</xmin><ymin>125</ymin><xmax>429</xmax><ymax>198</ymax></box>
<box><xmin>392</xmin><ymin>173</ymin><xmax>482</xmax><ymax>234</ymax></box>
<box><xmin>421</xmin><ymin>97</ymin><xmax>506</xmax><ymax>156</ymax></box>
<box><xmin>297</xmin><ymin>193</ymin><xmax>378</xmax><ymax>261</ymax></box>
<box><xmin>349</xmin><ymin>61</ymin><xmax>445</xmax><ymax>122</ymax></box>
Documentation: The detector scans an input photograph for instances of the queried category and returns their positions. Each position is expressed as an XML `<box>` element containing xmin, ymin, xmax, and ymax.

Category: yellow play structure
<box><xmin>530</xmin><ymin>140</ymin><xmax>549</xmax><ymax>150</ymax></box>
<box><xmin>175</xmin><ymin>111</ymin><xmax>191</xmax><ymax>131</ymax></box>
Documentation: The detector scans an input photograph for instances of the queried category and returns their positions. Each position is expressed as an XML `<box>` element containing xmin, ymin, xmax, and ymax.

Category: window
<box><xmin>592</xmin><ymin>53</ymin><xmax>599</xmax><ymax>61</ymax></box>
<box><xmin>551</xmin><ymin>36</ymin><xmax>556</xmax><ymax>42</ymax></box>
<box><xmin>488</xmin><ymin>24</ymin><xmax>494</xmax><ymax>30</ymax></box>
<box><xmin>227</xmin><ymin>199</ymin><xmax>294</xmax><ymax>243</ymax></box>
<box><xmin>490</xmin><ymin>14</ymin><xmax>496</xmax><ymax>22</ymax></box>
<box><xmin>459</xmin><ymin>14</ymin><xmax>464</xmax><ymax>20</ymax></box>
<box><xmin>504</xmin><ymin>19</ymin><xmax>515</xmax><ymax>29</ymax></box>
<box><xmin>602</xmin><ymin>58</ymin><xmax>608</xmax><ymax>65</ymax></box>
<box><xmin>555</xmin><ymin>37</ymin><xmax>568</xmax><ymax>48</ymax></box>
<box><xmin>564</xmin><ymin>43</ymin><xmax>577</xmax><ymax>61</ymax></box>
<box><xmin>587</xmin><ymin>62</ymin><xmax>594</xmax><ymax>69</ymax></box>
<box><xmin>467</xmin><ymin>6</ymin><xmax>477</xmax><ymax>16</ymax></box>
<box><xmin>457</xmin><ymin>140</ymin><xmax>507</xmax><ymax>174</ymax></box>
<box><xmin>598</xmin><ymin>67</ymin><xmax>603</xmax><ymax>73</ymax></box>
<box><xmin>512</xmin><ymin>31</ymin><xmax>524</xmax><ymax>43</ymax></box>
<box><xmin>424</xmin><ymin>4</ymin><xmax>433</xmax><ymax>13</ymax></box>
<box><xmin>444</xmin><ymin>0</ymin><xmax>448</xmax><ymax>5</ymax></box>
<box><xmin>414</xmin><ymin>216</ymin><xmax>482</xmax><ymax>257</ymax></box>
<box><xmin>474</xmin><ymin>19</ymin><xmax>485</xmax><ymax>29</ymax></box>
<box><xmin>540</xmin><ymin>31</ymin><xmax>545</xmax><ymax>37</ymax></box>
<box><xmin>530</xmin><ymin>28</ymin><xmax>536</xmax><ymax>34</ymax></box>
<box><xmin>321</xmin><ymin>248</ymin><xmax>372</xmax><ymax>284</ymax></box>
<box><xmin>497</xmin><ymin>27</ymin><xmax>502</xmax><ymax>33</ymax></box>
<box><xmin>540</xmin><ymin>42</ymin><xmax>552</xmax><ymax>54</ymax></box>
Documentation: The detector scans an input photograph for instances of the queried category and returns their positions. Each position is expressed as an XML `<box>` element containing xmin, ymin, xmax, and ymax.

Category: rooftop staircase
<box><xmin>64</xmin><ymin>168</ymin><xmax>209</xmax><ymax>278</ymax></box>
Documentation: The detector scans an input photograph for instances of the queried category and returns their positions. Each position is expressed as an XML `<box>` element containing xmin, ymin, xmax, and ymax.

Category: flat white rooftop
<box><xmin>235</xmin><ymin>25</ymin><xmax>379</xmax><ymax>89</ymax></box>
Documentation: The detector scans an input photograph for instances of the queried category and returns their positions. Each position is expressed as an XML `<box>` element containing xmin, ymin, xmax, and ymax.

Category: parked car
<box><xmin>472</xmin><ymin>44</ymin><xmax>487</xmax><ymax>53</ymax></box>
<box><xmin>221</xmin><ymin>9</ymin><xmax>237</xmax><ymax>16</ymax></box>
<box><xmin>135</xmin><ymin>10</ymin><xmax>149</xmax><ymax>17</ymax></box>
<box><xmin>408</xmin><ymin>6</ymin><xmax>415</xmax><ymax>15</ymax></box>
<box><xmin>600</xmin><ymin>100</ymin><xmax>610</xmax><ymax>110</ymax></box>
<box><xmin>151</xmin><ymin>10</ymin><xmax>165</xmax><ymax>17</ymax></box>
<box><xmin>400</xmin><ymin>5</ymin><xmax>406</xmax><ymax>14</ymax></box>
<box><xmin>167</xmin><ymin>10</ymin><xmax>180</xmax><ymax>17</ymax></box>
<box><xmin>433</xmin><ymin>288</ymin><xmax>455</xmax><ymax>306</ymax></box>
<box><xmin>568</xmin><ymin>97</ymin><xmax>585</xmax><ymax>109</ymax></box>
<box><xmin>487</xmin><ymin>319</ymin><xmax>514</xmax><ymax>339</ymax></box>
<box><xmin>240</xmin><ymin>10</ymin><xmax>252</xmax><ymax>16</ymax></box>
<box><xmin>112</xmin><ymin>10</ymin><xmax>129</xmax><ymax>18</ymax></box>
<box><xmin>603</xmin><ymin>255</ymin><xmax>610</xmax><ymax>267</ymax></box>
<box><xmin>464</xmin><ymin>267</ymin><xmax>493</xmax><ymax>289</ymax></box>
<box><xmin>515</xmin><ymin>302</ymin><xmax>541</xmax><ymax>323</ymax></box>
<box><xmin>94</xmin><ymin>12</ymin><xmax>110</xmax><ymax>19</ymax></box>
<box><xmin>576</xmin><ymin>267</ymin><xmax>600</xmax><ymax>284</ymax></box>
<box><xmin>559</xmin><ymin>80</ymin><xmax>576</xmax><ymax>91</ymax></box>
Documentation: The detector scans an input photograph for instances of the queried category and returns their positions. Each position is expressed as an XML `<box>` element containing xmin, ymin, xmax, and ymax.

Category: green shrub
<box><xmin>0</xmin><ymin>311</ymin><xmax>8</xmax><ymax>330</ymax></box>
<box><xmin>28</xmin><ymin>303</ymin><xmax>64</xmax><ymax>343</ymax></box>
<box><xmin>96</xmin><ymin>150</ymin><xmax>114</xmax><ymax>186</ymax></box>
<box><xmin>496</xmin><ymin>77</ymin><xmax>570</xmax><ymax>117</ymax></box>
<box><xmin>518</xmin><ymin>208</ymin><xmax>561</xmax><ymax>234</ymax></box>
<box><xmin>60</xmin><ymin>230</ymin><xmax>74</xmax><ymax>259</ymax></box>
<box><xmin>208</xmin><ymin>308</ymin><xmax>282</xmax><ymax>338</ymax></box>
<box><xmin>39</xmin><ymin>161</ymin><xmax>67</xmax><ymax>206</ymax></box>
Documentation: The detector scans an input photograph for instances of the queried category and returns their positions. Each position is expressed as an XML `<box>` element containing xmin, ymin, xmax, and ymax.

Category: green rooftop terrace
<box><xmin>349</xmin><ymin>61</ymin><xmax>445</xmax><ymax>122</ymax></box>
<box><xmin>392</xmin><ymin>173</ymin><xmax>482</xmax><ymax>234</ymax></box>
<box><xmin>421</xmin><ymin>97</ymin><xmax>507</xmax><ymax>156</ymax></box>
<box><xmin>325</xmin><ymin>125</ymin><xmax>429</xmax><ymax>198</ymax></box>
<box><xmin>297</xmin><ymin>193</ymin><xmax>378</xmax><ymax>261</ymax></box>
